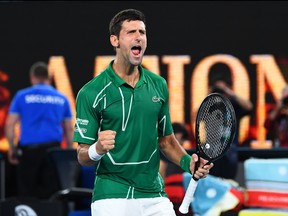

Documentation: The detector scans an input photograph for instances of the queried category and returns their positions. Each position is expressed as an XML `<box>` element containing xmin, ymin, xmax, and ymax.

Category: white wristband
<box><xmin>88</xmin><ymin>143</ymin><xmax>104</xmax><ymax>161</ymax></box>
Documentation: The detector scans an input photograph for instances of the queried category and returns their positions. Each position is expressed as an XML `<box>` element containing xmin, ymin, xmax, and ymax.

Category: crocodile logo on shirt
<box><xmin>152</xmin><ymin>96</ymin><xmax>161</xmax><ymax>102</ymax></box>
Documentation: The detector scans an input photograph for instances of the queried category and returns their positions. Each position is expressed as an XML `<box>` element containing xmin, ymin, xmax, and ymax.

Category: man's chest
<box><xmin>95</xmin><ymin>84</ymin><xmax>164</xmax><ymax>125</ymax></box>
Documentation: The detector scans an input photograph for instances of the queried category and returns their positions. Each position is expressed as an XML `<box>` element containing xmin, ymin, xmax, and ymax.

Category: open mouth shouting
<box><xmin>131</xmin><ymin>46</ymin><xmax>142</xmax><ymax>57</ymax></box>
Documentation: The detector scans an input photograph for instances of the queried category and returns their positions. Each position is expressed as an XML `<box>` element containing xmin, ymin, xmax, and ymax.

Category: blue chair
<box><xmin>77</xmin><ymin>165</ymin><xmax>95</xmax><ymax>211</ymax></box>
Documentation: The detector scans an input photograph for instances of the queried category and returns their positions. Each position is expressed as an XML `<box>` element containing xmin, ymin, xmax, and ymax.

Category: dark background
<box><xmin>1</xmin><ymin>1</ymin><xmax>288</xmax><ymax>96</ymax></box>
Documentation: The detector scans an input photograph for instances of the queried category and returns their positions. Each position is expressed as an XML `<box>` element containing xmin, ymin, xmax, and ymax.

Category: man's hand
<box><xmin>96</xmin><ymin>130</ymin><xmax>116</xmax><ymax>155</ymax></box>
<box><xmin>190</xmin><ymin>153</ymin><xmax>213</xmax><ymax>179</ymax></box>
<box><xmin>8</xmin><ymin>147</ymin><xmax>19</xmax><ymax>165</ymax></box>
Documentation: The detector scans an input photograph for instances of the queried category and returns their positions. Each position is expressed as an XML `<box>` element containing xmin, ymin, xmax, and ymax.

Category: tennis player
<box><xmin>74</xmin><ymin>8</ymin><xmax>213</xmax><ymax>216</ymax></box>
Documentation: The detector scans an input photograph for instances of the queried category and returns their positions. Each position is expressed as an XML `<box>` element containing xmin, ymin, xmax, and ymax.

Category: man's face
<box><xmin>115</xmin><ymin>20</ymin><xmax>147</xmax><ymax>66</ymax></box>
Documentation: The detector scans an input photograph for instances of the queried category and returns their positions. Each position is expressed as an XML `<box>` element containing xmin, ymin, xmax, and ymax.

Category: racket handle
<box><xmin>179</xmin><ymin>177</ymin><xmax>198</xmax><ymax>214</ymax></box>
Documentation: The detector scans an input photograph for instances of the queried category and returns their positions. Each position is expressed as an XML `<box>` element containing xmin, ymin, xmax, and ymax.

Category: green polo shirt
<box><xmin>74</xmin><ymin>60</ymin><xmax>173</xmax><ymax>201</ymax></box>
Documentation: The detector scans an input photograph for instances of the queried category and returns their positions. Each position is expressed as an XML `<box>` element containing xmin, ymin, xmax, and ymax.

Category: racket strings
<box><xmin>197</xmin><ymin>96</ymin><xmax>234</xmax><ymax>159</ymax></box>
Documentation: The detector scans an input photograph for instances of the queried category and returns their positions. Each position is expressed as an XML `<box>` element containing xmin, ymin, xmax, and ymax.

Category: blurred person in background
<box><xmin>265</xmin><ymin>85</ymin><xmax>288</xmax><ymax>148</ymax></box>
<box><xmin>5</xmin><ymin>61</ymin><xmax>73</xmax><ymax>199</ymax></box>
<box><xmin>209</xmin><ymin>65</ymin><xmax>253</xmax><ymax>180</ymax></box>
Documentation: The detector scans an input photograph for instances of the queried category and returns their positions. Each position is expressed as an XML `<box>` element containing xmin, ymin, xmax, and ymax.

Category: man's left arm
<box><xmin>159</xmin><ymin>134</ymin><xmax>186</xmax><ymax>166</ymax></box>
<box><xmin>158</xmin><ymin>134</ymin><xmax>213</xmax><ymax>179</ymax></box>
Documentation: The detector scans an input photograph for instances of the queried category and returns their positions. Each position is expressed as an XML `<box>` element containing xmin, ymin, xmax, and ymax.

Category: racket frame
<box><xmin>179</xmin><ymin>92</ymin><xmax>237</xmax><ymax>214</ymax></box>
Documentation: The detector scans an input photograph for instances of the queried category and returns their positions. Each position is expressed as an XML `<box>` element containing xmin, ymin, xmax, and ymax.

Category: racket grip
<box><xmin>179</xmin><ymin>177</ymin><xmax>198</xmax><ymax>214</ymax></box>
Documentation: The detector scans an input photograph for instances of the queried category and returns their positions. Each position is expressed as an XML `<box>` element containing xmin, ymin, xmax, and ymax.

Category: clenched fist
<box><xmin>96</xmin><ymin>130</ymin><xmax>116</xmax><ymax>154</ymax></box>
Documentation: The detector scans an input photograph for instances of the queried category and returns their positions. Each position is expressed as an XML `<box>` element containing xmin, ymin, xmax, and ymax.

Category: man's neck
<box><xmin>113</xmin><ymin>61</ymin><xmax>140</xmax><ymax>88</ymax></box>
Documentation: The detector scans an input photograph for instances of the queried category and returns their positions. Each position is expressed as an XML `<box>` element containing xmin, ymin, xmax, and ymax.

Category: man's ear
<box><xmin>110</xmin><ymin>35</ymin><xmax>119</xmax><ymax>48</ymax></box>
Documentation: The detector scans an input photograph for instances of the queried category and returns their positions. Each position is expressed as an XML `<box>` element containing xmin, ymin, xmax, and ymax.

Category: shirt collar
<box><xmin>106</xmin><ymin>60</ymin><xmax>147</xmax><ymax>88</ymax></box>
<box><xmin>32</xmin><ymin>83</ymin><xmax>53</xmax><ymax>89</ymax></box>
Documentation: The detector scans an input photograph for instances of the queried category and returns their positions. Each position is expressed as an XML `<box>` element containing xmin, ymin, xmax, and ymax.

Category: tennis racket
<box><xmin>179</xmin><ymin>92</ymin><xmax>236</xmax><ymax>214</ymax></box>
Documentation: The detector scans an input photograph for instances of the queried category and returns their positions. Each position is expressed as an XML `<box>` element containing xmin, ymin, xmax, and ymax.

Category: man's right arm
<box><xmin>77</xmin><ymin>130</ymin><xmax>116</xmax><ymax>166</ymax></box>
<box><xmin>77</xmin><ymin>143</ymin><xmax>97</xmax><ymax>166</ymax></box>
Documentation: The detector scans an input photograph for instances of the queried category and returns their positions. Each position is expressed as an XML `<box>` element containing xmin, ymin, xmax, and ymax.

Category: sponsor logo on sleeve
<box><xmin>76</xmin><ymin>118</ymin><xmax>89</xmax><ymax>125</ymax></box>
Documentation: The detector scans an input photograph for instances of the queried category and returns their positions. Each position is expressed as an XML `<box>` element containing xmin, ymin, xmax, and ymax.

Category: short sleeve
<box><xmin>158</xmin><ymin>79</ymin><xmax>173</xmax><ymax>137</ymax></box>
<box><xmin>73</xmin><ymin>89</ymin><xmax>100</xmax><ymax>145</ymax></box>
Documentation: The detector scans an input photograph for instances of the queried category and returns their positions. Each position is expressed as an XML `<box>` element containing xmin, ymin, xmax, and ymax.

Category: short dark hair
<box><xmin>109</xmin><ymin>9</ymin><xmax>146</xmax><ymax>37</ymax></box>
<box><xmin>29</xmin><ymin>61</ymin><xmax>49</xmax><ymax>79</ymax></box>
